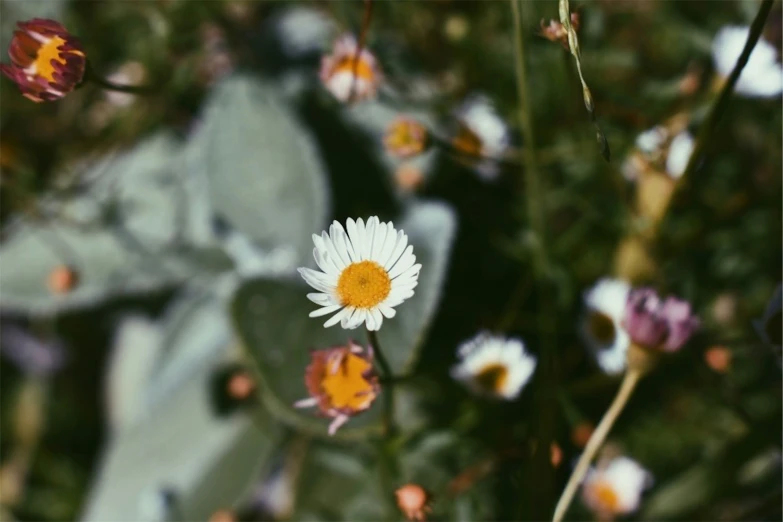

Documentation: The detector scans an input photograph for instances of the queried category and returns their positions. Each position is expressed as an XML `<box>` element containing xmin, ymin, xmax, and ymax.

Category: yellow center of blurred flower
<box><xmin>34</xmin><ymin>36</ymin><xmax>70</xmax><ymax>82</ymax></box>
<box><xmin>334</xmin><ymin>55</ymin><xmax>375</xmax><ymax>82</ymax></box>
<box><xmin>385</xmin><ymin>121</ymin><xmax>425</xmax><ymax>156</ymax></box>
<box><xmin>337</xmin><ymin>261</ymin><xmax>391</xmax><ymax>309</ymax></box>
<box><xmin>474</xmin><ymin>363</ymin><xmax>508</xmax><ymax>394</ymax></box>
<box><xmin>452</xmin><ymin>124</ymin><xmax>483</xmax><ymax>157</ymax></box>
<box><xmin>588</xmin><ymin>311</ymin><xmax>616</xmax><ymax>345</ymax></box>
<box><xmin>592</xmin><ymin>480</ymin><xmax>620</xmax><ymax>512</ymax></box>
<box><xmin>321</xmin><ymin>352</ymin><xmax>376</xmax><ymax>410</ymax></box>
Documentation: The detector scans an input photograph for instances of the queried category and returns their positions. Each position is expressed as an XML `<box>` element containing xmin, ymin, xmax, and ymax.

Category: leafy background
<box><xmin>0</xmin><ymin>1</ymin><xmax>780</xmax><ymax>521</ymax></box>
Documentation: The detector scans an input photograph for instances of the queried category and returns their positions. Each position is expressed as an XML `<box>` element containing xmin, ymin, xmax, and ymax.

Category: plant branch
<box><xmin>367</xmin><ymin>328</ymin><xmax>395</xmax><ymax>436</ymax></box>
<box><xmin>552</xmin><ymin>369</ymin><xmax>642</xmax><ymax>522</ymax></box>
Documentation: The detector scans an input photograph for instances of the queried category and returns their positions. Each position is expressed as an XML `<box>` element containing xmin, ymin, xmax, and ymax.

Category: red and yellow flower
<box><xmin>294</xmin><ymin>341</ymin><xmax>379</xmax><ymax>435</ymax></box>
<box><xmin>1</xmin><ymin>19</ymin><xmax>86</xmax><ymax>102</ymax></box>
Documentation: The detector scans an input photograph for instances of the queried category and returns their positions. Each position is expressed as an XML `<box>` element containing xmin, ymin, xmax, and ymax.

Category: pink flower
<box><xmin>623</xmin><ymin>288</ymin><xmax>700</xmax><ymax>352</ymax></box>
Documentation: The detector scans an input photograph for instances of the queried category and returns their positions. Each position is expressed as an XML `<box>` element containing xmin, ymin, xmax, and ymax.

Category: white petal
<box><xmin>356</xmin><ymin>218</ymin><xmax>367</xmax><ymax>260</ymax></box>
<box><xmin>383</xmin><ymin>231</ymin><xmax>408</xmax><ymax>270</ymax></box>
<box><xmin>325</xmin><ymin>306</ymin><xmax>352</xmax><ymax>328</ymax></box>
<box><xmin>341</xmin><ymin>307</ymin><xmax>359</xmax><ymax>329</ymax></box>
<box><xmin>365</xmin><ymin>309</ymin><xmax>377</xmax><ymax>330</ymax></box>
<box><xmin>378</xmin><ymin>303</ymin><xmax>397</xmax><ymax>318</ymax></box>
<box><xmin>388</xmin><ymin>246</ymin><xmax>416</xmax><ymax>279</ymax></box>
<box><xmin>307</xmin><ymin>293</ymin><xmax>337</xmax><ymax>306</ymax></box>
<box><xmin>377</xmin><ymin>225</ymin><xmax>398</xmax><ymax>267</ymax></box>
<box><xmin>334</xmin><ymin>223</ymin><xmax>357</xmax><ymax>263</ymax></box>
<box><xmin>371</xmin><ymin>222</ymin><xmax>387</xmax><ymax>261</ymax></box>
<box><xmin>314</xmin><ymin>246</ymin><xmax>340</xmax><ymax>276</ymax></box>
<box><xmin>364</xmin><ymin>217</ymin><xmax>377</xmax><ymax>261</ymax></box>
<box><xmin>309</xmin><ymin>304</ymin><xmax>343</xmax><ymax>317</ymax></box>
<box><xmin>346</xmin><ymin>218</ymin><xmax>361</xmax><ymax>258</ymax></box>
<box><xmin>394</xmin><ymin>264</ymin><xmax>421</xmax><ymax>282</ymax></box>
<box><xmin>299</xmin><ymin>267</ymin><xmax>336</xmax><ymax>293</ymax></box>
<box><xmin>329</xmin><ymin>222</ymin><xmax>352</xmax><ymax>267</ymax></box>
<box><xmin>370</xmin><ymin>308</ymin><xmax>384</xmax><ymax>331</ymax></box>
<box><xmin>322</xmin><ymin>231</ymin><xmax>347</xmax><ymax>270</ymax></box>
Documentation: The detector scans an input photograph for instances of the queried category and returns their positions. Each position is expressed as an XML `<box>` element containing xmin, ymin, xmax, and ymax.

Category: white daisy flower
<box><xmin>712</xmin><ymin>25</ymin><xmax>783</xmax><ymax>99</ymax></box>
<box><xmin>452</xmin><ymin>94</ymin><xmax>510</xmax><ymax>180</ymax></box>
<box><xmin>450</xmin><ymin>332</ymin><xmax>537</xmax><ymax>400</ymax></box>
<box><xmin>320</xmin><ymin>34</ymin><xmax>382</xmax><ymax>103</ymax></box>
<box><xmin>582</xmin><ymin>456</ymin><xmax>653</xmax><ymax>518</ymax></box>
<box><xmin>298</xmin><ymin>216</ymin><xmax>420</xmax><ymax>331</ymax></box>
<box><xmin>665</xmin><ymin>131</ymin><xmax>695</xmax><ymax>179</ymax></box>
<box><xmin>581</xmin><ymin>278</ymin><xmax>631</xmax><ymax>375</ymax></box>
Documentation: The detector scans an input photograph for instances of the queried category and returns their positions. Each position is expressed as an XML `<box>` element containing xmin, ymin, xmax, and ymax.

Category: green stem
<box><xmin>367</xmin><ymin>328</ymin><xmax>395</xmax><ymax>436</ymax></box>
<box><xmin>84</xmin><ymin>64</ymin><xmax>157</xmax><ymax>95</ymax></box>
<box><xmin>552</xmin><ymin>369</ymin><xmax>642</xmax><ymax>522</ymax></box>
<box><xmin>348</xmin><ymin>0</ymin><xmax>374</xmax><ymax>103</ymax></box>
<box><xmin>511</xmin><ymin>0</ymin><xmax>548</xmax><ymax>274</ymax></box>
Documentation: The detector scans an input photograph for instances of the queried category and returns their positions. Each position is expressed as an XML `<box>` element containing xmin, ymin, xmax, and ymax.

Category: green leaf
<box><xmin>0</xmin><ymin>133</ymin><xmax>233</xmax><ymax>316</ymax></box>
<box><xmin>231</xmin><ymin>200</ymin><xmax>457</xmax><ymax>439</ymax></box>
<box><xmin>84</xmin><ymin>288</ymin><xmax>282</xmax><ymax>521</ymax></box>
<box><xmin>199</xmin><ymin>74</ymin><xmax>330</xmax><ymax>261</ymax></box>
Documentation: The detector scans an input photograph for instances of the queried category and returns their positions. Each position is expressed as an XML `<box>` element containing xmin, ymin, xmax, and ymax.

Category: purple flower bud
<box><xmin>623</xmin><ymin>288</ymin><xmax>699</xmax><ymax>352</ymax></box>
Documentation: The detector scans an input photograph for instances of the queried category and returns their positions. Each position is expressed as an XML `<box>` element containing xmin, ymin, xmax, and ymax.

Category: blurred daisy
<box><xmin>384</xmin><ymin>117</ymin><xmax>429</xmax><ymax>159</ymax></box>
<box><xmin>581</xmin><ymin>278</ymin><xmax>631</xmax><ymax>375</ymax></box>
<box><xmin>0</xmin><ymin>18</ymin><xmax>86</xmax><ymax>102</ymax></box>
<box><xmin>294</xmin><ymin>341</ymin><xmax>379</xmax><ymax>435</ymax></box>
<box><xmin>451</xmin><ymin>332</ymin><xmax>536</xmax><ymax>400</ymax></box>
<box><xmin>582</xmin><ymin>456</ymin><xmax>652</xmax><ymax>519</ymax></box>
<box><xmin>452</xmin><ymin>94</ymin><xmax>510</xmax><ymax>180</ymax></box>
<box><xmin>298</xmin><ymin>217</ymin><xmax>420</xmax><ymax>331</ymax></box>
<box><xmin>320</xmin><ymin>34</ymin><xmax>382</xmax><ymax>103</ymax></box>
<box><xmin>712</xmin><ymin>26</ymin><xmax>783</xmax><ymax>98</ymax></box>
<box><xmin>664</xmin><ymin>130</ymin><xmax>694</xmax><ymax>180</ymax></box>
<box><xmin>634</xmin><ymin>126</ymin><xmax>667</xmax><ymax>156</ymax></box>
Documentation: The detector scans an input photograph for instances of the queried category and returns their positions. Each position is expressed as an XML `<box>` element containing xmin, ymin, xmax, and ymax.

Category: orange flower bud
<box><xmin>395</xmin><ymin>483</ymin><xmax>432</xmax><ymax>522</ymax></box>
<box><xmin>47</xmin><ymin>265</ymin><xmax>78</xmax><ymax>294</ymax></box>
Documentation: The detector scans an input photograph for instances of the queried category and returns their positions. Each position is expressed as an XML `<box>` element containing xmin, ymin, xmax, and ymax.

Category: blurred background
<box><xmin>0</xmin><ymin>0</ymin><xmax>780</xmax><ymax>521</ymax></box>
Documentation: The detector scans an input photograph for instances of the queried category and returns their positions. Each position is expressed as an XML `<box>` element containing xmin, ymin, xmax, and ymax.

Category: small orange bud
<box><xmin>395</xmin><ymin>163</ymin><xmax>425</xmax><ymax>192</ymax></box>
<box><xmin>47</xmin><ymin>265</ymin><xmax>78</xmax><ymax>294</ymax></box>
<box><xmin>395</xmin><ymin>483</ymin><xmax>432</xmax><ymax>522</ymax></box>
<box><xmin>208</xmin><ymin>510</ymin><xmax>235</xmax><ymax>522</ymax></box>
<box><xmin>571</xmin><ymin>422</ymin><xmax>594</xmax><ymax>448</ymax></box>
<box><xmin>550</xmin><ymin>442</ymin><xmax>563</xmax><ymax>468</ymax></box>
<box><xmin>704</xmin><ymin>346</ymin><xmax>732</xmax><ymax>373</ymax></box>
<box><xmin>227</xmin><ymin>371</ymin><xmax>255</xmax><ymax>399</ymax></box>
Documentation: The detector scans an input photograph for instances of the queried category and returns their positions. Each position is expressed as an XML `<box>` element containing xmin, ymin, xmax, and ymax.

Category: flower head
<box><xmin>712</xmin><ymin>26</ymin><xmax>783</xmax><ymax>98</ymax></box>
<box><xmin>581</xmin><ymin>278</ymin><xmax>632</xmax><ymax>375</ymax></box>
<box><xmin>452</xmin><ymin>94</ymin><xmax>510</xmax><ymax>180</ymax></box>
<box><xmin>451</xmin><ymin>332</ymin><xmax>537</xmax><ymax>400</ymax></box>
<box><xmin>298</xmin><ymin>216</ymin><xmax>420</xmax><ymax>331</ymax></box>
<box><xmin>294</xmin><ymin>342</ymin><xmax>379</xmax><ymax>435</ymax></box>
<box><xmin>539</xmin><ymin>13</ymin><xmax>580</xmax><ymax>50</ymax></box>
<box><xmin>665</xmin><ymin>131</ymin><xmax>694</xmax><ymax>179</ymax></box>
<box><xmin>1</xmin><ymin>19</ymin><xmax>86</xmax><ymax>102</ymax></box>
<box><xmin>623</xmin><ymin>288</ymin><xmax>700</xmax><ymax>352</ymax></box>
<box><xmin>582</xmin><ymin>456</ymin><xmax>652</xmax><ymax>518</ymax></box>
<box><xmin>624</xmin><ymin>125</ymin><xmax>694</xmax><ymax>182</ymax></box>
<box><xmin>384</xmin><ymin>117</ymin><xmax>429</xmax><ymax>159</ymax></box>
<box><xmin>395</xmin><ymin>484</ymin><xmax>432</xmax><ymax>521</ymax></box>
<box><xmin>320</xmin><ymin>34</ymin><xmax>381</xmax><ymax>103</ymax></box>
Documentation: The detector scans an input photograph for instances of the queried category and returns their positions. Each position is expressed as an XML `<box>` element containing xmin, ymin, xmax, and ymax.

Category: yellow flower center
<box><xmin>592</xmin><ymin>480</ymin><xmax>620</xmax><ymax>512</ymax></box>
<box><xmin>386</xmin><ymin>121</ymin><xmax>424</xmax><ymax>154</ymax></box>
<box><xmin>474</xmin><ymin>363</ymin><xmax>509</xmax><ymax>394</ymax></box>
<box><xmin>334</xmin><ymin>55</ymin><xmax>376</xmax><ymax>82</ymax></box>
<box><xmin>33</xmin><ymin>36</ymin><xmax>71</xmax><ymax>82</ymax></box>
<box><xmin>588</xmin><ymin>311</ymin><xmax>616</xmax><ymax>345</ymax></box>
<box><xmin>321</xmin><ymin>352</ymin><xmax>376</xmax><ymax>411</ymax></box>
<box><xmin>337</xmin><ymin>260</ymin><xmax>391</xmax><ymax>309</ymax></box>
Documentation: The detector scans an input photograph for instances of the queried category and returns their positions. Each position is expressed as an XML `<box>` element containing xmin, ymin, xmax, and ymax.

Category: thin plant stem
<box><xmin>511</xmin><ymin>0</ymin><xmax>548</xmax><ymax>274</ymax></box>
<box><xmin>367</xmin><ymin>328</ymin><xmax>395</xmax><ymax>436</ymax></box>
<box><xmin>552</xmin><ymin>369</ymin><xmax>642</xmax><ymax>522</ymax></box>
<box><xmin>664</xmin><ymin>0</ymin><xmax>774</xmax><ymax>221</ymax></box>
<box><xmin>348</xmin><ymin>0</ymin><xmax>374</xmax><ymax>103</ymax></box>
<box><xmin>84</xmin><ymin>64</ymin><xmax>156</xmax><ymax>95</ymax></box>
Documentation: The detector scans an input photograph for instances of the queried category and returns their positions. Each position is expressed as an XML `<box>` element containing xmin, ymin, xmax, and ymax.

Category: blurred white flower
<box><xmin>665</xmin><ymin>131</ymin><xmax>695</xmax><ymax>179</ymax></box>
<box><xmin>634</xmin><ymin>126</ymin><xmax>667</xmax><ymax>155</ymax></box>
<box><xmin>275</xmin><ymin>7</ymin><xmax>334</xmax><ymax>59</ymax></box>
<box><xmin>453</xmin><ymin>94</ymin><xmax>510</xmax><ymax>180</ymax></box>
<box><xmin>712</xmin><ymin>25</ymin><xmax>783</xmax><ymax>98</ymax></box>
<box><xmin>581</xmin><ymin>278</ymin><xmax>631</xmax><ymax>375</ymax></box>
<box><xmin>451</xmin><ymin>332</ymin><xmax>537</xmax><ymax>400</ymax></box>
<box><xmin>298</xmin><ymin>216</ymin><xmax>420</xmax><ymax>331</ymax></box>
<box><xmin>320</xmin><ymin>34</ymin><xmax>382</xmax><ymax>103</ymax></box>
<box><xmin>582</xmin><ymin>456</ymin><xmax>653</xmax><ymax>518</ymax></box>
